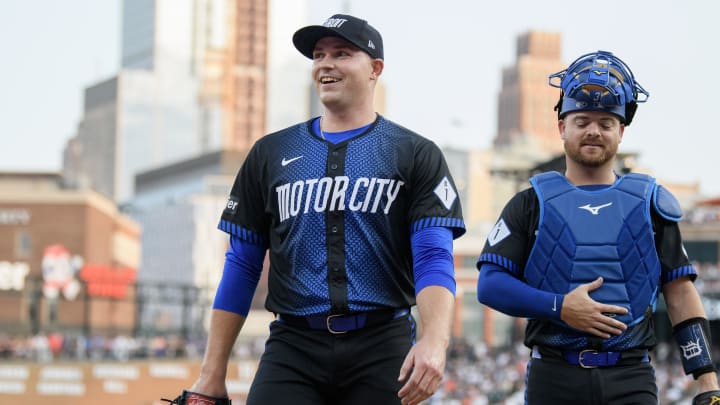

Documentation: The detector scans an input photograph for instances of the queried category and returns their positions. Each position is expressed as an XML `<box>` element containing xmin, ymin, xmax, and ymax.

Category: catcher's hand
<box><xmin>161</xmin><ymin>389</ymin><xmax>231</xmax><ymax>405</ymax></box>
<box><xmin>692</xmin><ymin>390</ymin><xmax>720</xmax><ymax>405</ymax></box>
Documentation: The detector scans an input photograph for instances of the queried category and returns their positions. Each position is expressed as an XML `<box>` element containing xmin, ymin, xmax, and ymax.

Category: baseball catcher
<box><xmin>477</xmin><ymin>49</ymin><xmax>720</xmax><ymax>404</ymax></box>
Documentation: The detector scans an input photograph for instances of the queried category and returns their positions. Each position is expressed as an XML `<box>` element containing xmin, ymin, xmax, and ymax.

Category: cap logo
<box><xmin>368</xmin><ymin>40</ymin><xmax>375</xmax><ymax>49</ymax></box>
<box><xmin>323</xmin><ymin>18</ymin><xmax>348</xmax><ymax>28</ymax></box>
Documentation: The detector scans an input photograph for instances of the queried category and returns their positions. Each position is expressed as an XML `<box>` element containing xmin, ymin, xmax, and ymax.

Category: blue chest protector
<box><xmin>524</xmin><ymin>172</ymin><xmax>662</xmax><ymax>327</ymax></box>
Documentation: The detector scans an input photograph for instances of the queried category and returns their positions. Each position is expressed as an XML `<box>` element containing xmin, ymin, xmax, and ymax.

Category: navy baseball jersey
<box><xmin>478</xmin><ymin>182</ymin><xmax>695</xmax><ymax>350</ymax></box>
<box><xmin>220</xmin><ymin>115</ymin><xmax>465</xmax><ymax>316</ymax></box>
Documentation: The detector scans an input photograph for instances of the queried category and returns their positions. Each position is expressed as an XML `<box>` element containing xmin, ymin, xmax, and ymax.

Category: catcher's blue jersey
<box><xmin>219</xmin><ymin>115</ymin><xmax>465</xmax><ymax>315</ymax></box>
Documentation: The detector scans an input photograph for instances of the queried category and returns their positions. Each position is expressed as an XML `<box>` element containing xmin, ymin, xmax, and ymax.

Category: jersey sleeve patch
<box><xmin>487</xmin><ymin>218</ymin><xmax>511</xmax><ymax>246</ymax></box>
<box><xmin>653</xmin><ymin>185</ymin><xmax>683</xmax><ymax>222</ymax></box>
<box><xmin>433</xmin><ymin>176</ymin><xmax>458</xmax><ymax>210</ymax></box>
<box><xmin>223</xmin><ymin>196</ymin><xmax>240</xmax><ymax>216</ymax></box>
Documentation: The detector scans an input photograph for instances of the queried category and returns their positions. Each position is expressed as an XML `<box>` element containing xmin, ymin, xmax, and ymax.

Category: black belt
<box><xmin>532</xmin><ymin>346</ymin><xmax>650</xmax><ymax>368</ymax></box>
<box><xmin>277</xmin><ymin>308</ymin><xmax>410</xmax><ymax>334</ymax></box>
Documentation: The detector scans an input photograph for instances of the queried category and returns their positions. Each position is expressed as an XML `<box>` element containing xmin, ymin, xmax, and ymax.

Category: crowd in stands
<box><xmin>685</xmin><ymin>204</ymin><xmax>720</xmax><ymax>224</ymax></box>
<box><xmin>0</xmin><ymin>331</ymin><xmax>710</xmax><ymax>404</ymax></box>
<box><xmin>695</xmin><ymin>262</ymin><xmax>720</xmax><ymax>295</ymax></box>
<box><xmin>0</xmin><ymin>332</ymin><xmax>206</xmax><ymax>362</ymax></box>
<box><xmin>429</xmin><ymin>338</ymin><xmax>705</xmax><ymax>405</ymax></box>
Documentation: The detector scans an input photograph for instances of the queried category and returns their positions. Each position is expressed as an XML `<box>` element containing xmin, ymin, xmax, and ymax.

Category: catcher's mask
<box><xmin>549</xmin><ymin>50</ymin><xmax>649</xmax><ymax>125</ymax></box>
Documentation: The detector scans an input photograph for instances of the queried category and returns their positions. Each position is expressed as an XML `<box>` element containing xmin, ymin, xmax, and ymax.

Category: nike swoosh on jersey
<box><xmin>281</xmin><ymin>156</ymin><xmax>304</xmax><ymax>166</ymax></box>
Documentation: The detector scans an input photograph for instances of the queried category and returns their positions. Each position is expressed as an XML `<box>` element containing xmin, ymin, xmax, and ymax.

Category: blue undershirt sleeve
<box><xmin>477</xmin><ymin>263</ymin><xmax>564</xmax><ymax>320</ymax></box>
<box><xmin>212</xmin><ymin>235</ymin><xmax>265</xmax><ymax>316</ymax></box>
<box><xmin>411</xmin><ymin>226</ymin><xmax>456</xmax><ymax>296</ymax></box>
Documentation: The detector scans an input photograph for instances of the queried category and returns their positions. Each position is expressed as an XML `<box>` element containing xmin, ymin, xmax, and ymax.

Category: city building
<box><xmin>0</xmin><ymin>172</ymin><xmax>140</xmax><ymax>336</ymax></box>
<box><xmin>127</xmin><ymin>151</ymin><xmax>245</xmax><ymax>335</ymax></box>
<box><xmin>493</xmin><ymin>31</ymin><xmax>564</xmax><ymax>156</ymax></box>
<box><xmin>64</xmin><ymin>0</ymin><xmax>270</xmax><ymax>204</ymax></box>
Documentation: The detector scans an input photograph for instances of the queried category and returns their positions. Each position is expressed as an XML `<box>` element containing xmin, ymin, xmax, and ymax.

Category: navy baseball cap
<box><xmin>293</xmin><ymin>14</ymin><xmax>384</xmax><ymax>60</ymax></box>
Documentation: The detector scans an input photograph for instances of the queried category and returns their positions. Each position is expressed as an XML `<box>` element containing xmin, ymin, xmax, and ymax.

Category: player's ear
<box><xmin>370</xmin><ymin>58</ymin><xmax>384</xmax><ymax>80</ymax></box>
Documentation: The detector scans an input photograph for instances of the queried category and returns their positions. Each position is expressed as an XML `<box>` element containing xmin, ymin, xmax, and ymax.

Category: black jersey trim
<box><xmin>478</xmin><ymin>253</ymin><xmax>521</xmax><ymax>277</ymax></box>
<box><xmin>662</xmin><ymin>264</ymin><xmax>697</xmax><ymax>284</ymax></box>
<box><xmin>217</xmin><ymin>219</ymin><xmax>267</xmax><ymax>247</ymax></box>
<box><xmin>411</xmin><ymin>217</ymin><xmax>466</xmax><ymax>238</ymax></box>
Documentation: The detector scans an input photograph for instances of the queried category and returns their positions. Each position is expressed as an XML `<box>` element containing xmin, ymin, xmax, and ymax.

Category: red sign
<box><xmin>79</xmin><ymin>265</ymin><xmax>136</xmax><ymax>299</ymax></box>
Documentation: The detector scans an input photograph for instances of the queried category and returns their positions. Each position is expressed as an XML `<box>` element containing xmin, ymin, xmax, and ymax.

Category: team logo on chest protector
<box><xmin>276</xmin><ymin>176</ymin><xmax>404</xmax><ymax>222</ymax></box>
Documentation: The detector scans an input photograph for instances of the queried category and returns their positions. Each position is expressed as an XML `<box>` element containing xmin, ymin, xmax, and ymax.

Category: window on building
<box><xmin>15</xmin><ymin>231</ymin><xmax>32</xmax><ymax>258</ymax></box>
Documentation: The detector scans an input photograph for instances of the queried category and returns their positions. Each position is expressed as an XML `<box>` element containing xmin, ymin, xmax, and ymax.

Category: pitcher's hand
<box><xmin>397</xmin><ymin>337</ymin><xmax>445</xmax><ymax>405</ymax></box>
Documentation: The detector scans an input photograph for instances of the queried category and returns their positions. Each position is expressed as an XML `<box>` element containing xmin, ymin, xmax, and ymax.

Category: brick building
<box><xmin>0</xmin><ymin>172</ymin><xmax>140</xmax><ymax>336</ymax></box>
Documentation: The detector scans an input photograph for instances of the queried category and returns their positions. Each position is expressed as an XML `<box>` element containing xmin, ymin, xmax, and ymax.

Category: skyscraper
<box><xmin>122</xmin><ymin>0</ymin><xmax>268</xmax><ymax>151</ymax></box>
<box><xmin>493</xmin><ymin>31</ymin><xmax>565</xmax><ymax>155</ymax></box>
<box><xmin>64</xmin><ymin>0</ymin><xmax>269</xmax><ymax>203</ymax></box>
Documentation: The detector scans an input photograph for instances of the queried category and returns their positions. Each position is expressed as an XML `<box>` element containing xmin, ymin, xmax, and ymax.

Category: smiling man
<box><xmin>167</xmin><ymin>13</ymin><xmax>465</xmax><ymax>405</ymax></box>
<box><xmin>476</xmin><ymin>50</ymin><xmax>720</xmax><ymax>404</ymax></box>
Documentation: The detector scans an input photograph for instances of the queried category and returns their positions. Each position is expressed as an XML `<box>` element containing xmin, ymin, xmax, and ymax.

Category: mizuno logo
<box><xmin>578</xmin><ymin>202</ymin><xmax>613</xmax><ymax>215</ymax></box>
<box><xmin>281</xmin><ymin>156</ymin><xmax>303</xmax><ymax>166</ymax></box>
<box><xmin>592</xmin><ymin>69</ymin><xmax>605</xmax><ymax>75</ymax></box>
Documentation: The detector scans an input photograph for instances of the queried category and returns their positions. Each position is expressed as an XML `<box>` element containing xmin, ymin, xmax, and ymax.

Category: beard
<box><xmin>564</xmin><ymin>139</ymin><xmax>618</xmax><ymax>168</ymax></box>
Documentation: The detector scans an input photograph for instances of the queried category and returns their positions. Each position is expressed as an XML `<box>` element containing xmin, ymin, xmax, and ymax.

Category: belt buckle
<box><xmin>579</xmin><ymin>349</ymin><xmax>598</xmax><ymax>368</ymax></box>
<box><xmin>326</xmin><ymin>314</ymin><xmax>348</xmax><ymax>335</ymax></box>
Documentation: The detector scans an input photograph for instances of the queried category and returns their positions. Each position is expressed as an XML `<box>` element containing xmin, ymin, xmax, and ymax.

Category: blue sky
<box><xmin>2</xmin><ymin>1</ymin><xmax>720</xmax><ymax>196</ymax></box>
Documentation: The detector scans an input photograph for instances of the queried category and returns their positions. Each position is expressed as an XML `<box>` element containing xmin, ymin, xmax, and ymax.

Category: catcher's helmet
<box><xmin>549</xmin><ymin>50</ymin><xmax>649</xmax><ymax>125</ymax></box>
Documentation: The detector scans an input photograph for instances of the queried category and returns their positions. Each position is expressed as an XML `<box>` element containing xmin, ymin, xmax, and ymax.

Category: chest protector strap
<box><xmin>524</xmin><ymin>172</ymin><xmax>662</xmax><ymax>326</ymax></box>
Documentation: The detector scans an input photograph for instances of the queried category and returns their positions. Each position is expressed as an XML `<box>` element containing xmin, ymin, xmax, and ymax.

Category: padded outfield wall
<box><xmin>0</xmin><ymin>360</ymin><xmax>257</xmax><ymax>405</ymax></box>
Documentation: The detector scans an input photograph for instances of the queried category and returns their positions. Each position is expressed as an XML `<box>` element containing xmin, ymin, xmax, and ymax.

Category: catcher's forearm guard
<box><xmin>161</xmin><ymin>390</ymin><xmax>232</xmax><ymax>405</ymax></box>
<box><xmin>673</xmin><ymin>317</ymin><xmax>717</xmax><ymax>379</ymax></box>
<box><xmin>692</xmin><ymin>390</ymin><xmax>720</xmax><ymax>405</ymax></box>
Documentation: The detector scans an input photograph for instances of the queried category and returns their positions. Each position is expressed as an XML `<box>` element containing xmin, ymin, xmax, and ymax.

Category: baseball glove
<box><xmin>161</xmin><ymin>390</ymin><xmax>231</xmax><ymax>405</ymax></box>
<box><xmin>692</xmin><ymin>390</ymin><xmax>720</xmax><ymax>405</ymax></box>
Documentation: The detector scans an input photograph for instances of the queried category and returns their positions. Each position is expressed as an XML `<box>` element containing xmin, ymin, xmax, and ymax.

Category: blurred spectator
<box><xmin>149</xmin><ymin>335</ymin><xmax>168</xmax><ymax>357</ymax></box>
<box><xmin>47</xmin><ymin>331</ymin><xmax>64</xmax><ymax>358</ymax></box>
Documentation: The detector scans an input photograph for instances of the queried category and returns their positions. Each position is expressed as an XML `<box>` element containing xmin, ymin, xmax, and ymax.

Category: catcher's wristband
<box><xmin>161</xmin><ymin>389</ymin><xmax>232</xmax><ymax>405</ymax></box>
<box><xmin>673</xmin><ymin>317</ymin><xmax>717</xmax><ymax>379</ymax></box>
<box><xmin>692</xmin><ymin>390</ymin><xmax>720</xmax><ymax>405</ymax></box>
